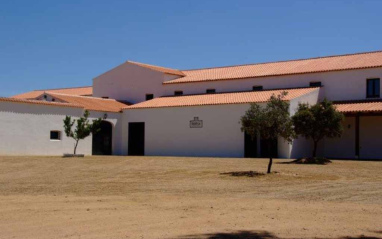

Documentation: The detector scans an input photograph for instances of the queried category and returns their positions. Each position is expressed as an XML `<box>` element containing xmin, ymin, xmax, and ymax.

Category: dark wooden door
<box><xmin>244</xmin><ymin>132</ymin><xmax>257</xmax><ymax>158</ymax></box>
<box><xmin>128</xmin><ymin>122</ymin><xmax>145</xmax><ymax>156</ymax></box>
<box><xmin>92</xmin><ymin>121</ymin><xmax>112</xmax><ymax>155</ymax></box>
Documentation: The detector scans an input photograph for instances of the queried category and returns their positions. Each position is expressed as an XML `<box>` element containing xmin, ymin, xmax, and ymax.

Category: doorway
<box><xmin>244</xmin><ymin>132</ymin><xmax>257</xmax><ymax>158</ymax></box>
<box><xmin>92</xmin><ymin>121</ymin><xmax>113</xmax><ymax>155</ymax></box>
<box><xmin>260</xmin><ymin>138</ymin><xmax>278</xmax><ymax>158</ymax></box>
<box><xmin>128</xmin><ymin>122</ymin><xmax>145</xmax><ymax>156</ymax></box>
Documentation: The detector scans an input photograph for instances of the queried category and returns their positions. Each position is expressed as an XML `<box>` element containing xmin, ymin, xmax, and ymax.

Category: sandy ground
<box><xmin>0</xmin><ymin>156</ymin><xmax>381</xmax><ymax>239</ymax></box>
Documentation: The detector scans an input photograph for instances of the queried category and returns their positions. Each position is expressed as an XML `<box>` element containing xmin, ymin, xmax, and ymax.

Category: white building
<box><xmin>1</xmin><ymin>50</ymin><xmax>382</xmax><ymax>160</ymax></box>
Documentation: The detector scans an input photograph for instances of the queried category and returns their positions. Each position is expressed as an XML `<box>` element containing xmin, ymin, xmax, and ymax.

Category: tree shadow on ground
<box><xmin>173</xmin><ymin>230</ymin><xmax>382</xmax><ymax>239</ymax></box>
<box><xmin>276</xmin><ymin>158</ymin><xmax>331</xmax><ymax>165</ymax></box>
<box><xmin>336</xmin><ymin>237</ymin><xmax>381</xmax><ymax>239</ymax></box>
<box><xmin>220</xmin><ymin>171</ymin><xmax>266</xmax><ymax>177</ymax></box>
<box><xmin>175</xmin><ymin>230</ymin><xmax>278</xmax><ymax>239</ymax></box>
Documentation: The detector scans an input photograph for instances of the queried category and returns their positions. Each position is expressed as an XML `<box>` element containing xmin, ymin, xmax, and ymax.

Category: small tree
<box><xmin>63</xmin><ymin>110</ymin><xmax>102</xmax><ymax>155</ymax></box>
<box><xmin>241</xmin><ymin>92</ymin><xmax>295</xmax><ymax>173</ymax></box>
<box><xmin>292</xmin><ymin>99</ymin><xmax>344</xmax><ymax>158</ymax></box>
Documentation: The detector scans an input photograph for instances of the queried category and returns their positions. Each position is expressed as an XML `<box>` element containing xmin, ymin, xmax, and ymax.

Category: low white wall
<box><xmin>0</xmin><ymin>101</ymin><xmax>122</xmax><ymax>156</ymax></box>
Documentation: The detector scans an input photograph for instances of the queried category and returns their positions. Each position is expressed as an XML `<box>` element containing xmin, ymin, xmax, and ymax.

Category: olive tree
<box><xmin>63</xmin><ymin>110</ymin><xmax>102</xmax><ymax>155</ymax></box>
<box><xmin>241</xmin><ymin>92</ymin><xmax>295</xmax><ymax>173</ymax></box>
<box><xmin>292</xmin><ymin>99</ymin><xmax>344</xmax><ymax>157</ymax></box>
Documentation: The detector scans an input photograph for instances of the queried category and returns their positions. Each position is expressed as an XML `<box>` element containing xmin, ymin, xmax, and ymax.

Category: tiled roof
<box><xmin>0</xmin><ymin>97</ymin><xmax>83</xmax><ymax>109</ymax></box>
<box><xmin>46</xmin><ymin>93</ymin><xmax>128</xmax><ymax>113</ymax></box>
<box><xmin>125</xmin><ymin>87</ymin><xmax>319</xmax><ymax>109</ymax></box>
<box><xmin>163</xmin><ymin>50</ymin><xmax>382</xmax><ymax>84</ymax></box>
<box><xmin>128</xmin><ymin>61</ymin><xmax>185</xmax><ymax>76</ymax></box>
<box><xmin>334</xmin><ymin>101</ymin><xmax>382</xmax><ymax>113</ymax></box>
<box><xmin>12</xmin><ymin>86</ymin><xmax>93</xmax><ymax>99</ymax></box>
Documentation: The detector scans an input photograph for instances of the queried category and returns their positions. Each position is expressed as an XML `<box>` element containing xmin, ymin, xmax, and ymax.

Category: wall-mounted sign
<box><xmin>190</xmin><ymin>117</ymin><xmax>203</xmax><ymax>128</ymax></box>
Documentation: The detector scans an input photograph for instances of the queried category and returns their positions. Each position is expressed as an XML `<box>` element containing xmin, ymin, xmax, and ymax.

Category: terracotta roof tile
<box><xmin>124</xmin><ymin>87</ymin><xmax>319</xmax><ymax>109</ymax></box>
<box><xmin>163</xmin><ymin>50</ymin><xmax>382</xmax><ymax>84</ymax></box>
<box><xmin>0</xmin><ymin>97</ymin><xmax>83</xmax><ymax>109</ymax></box>
<box><xmin>334</xmin><ymin>101</ymin><xmax>382</xmax><ymax>113</ymax></box>
<box><xmin>128</xmin><ymin>61</ymin><xmax>185</xmax><ymax>76</ymax></box>
<box><xmin>12</xmin><ymin>86</ymin><xmax>93</xmax><ymax>99</ymax></box>
<box><xmin>46</xmin><ymin>93</ymin><xmax>128</xmax><ymax>113</ymax></box>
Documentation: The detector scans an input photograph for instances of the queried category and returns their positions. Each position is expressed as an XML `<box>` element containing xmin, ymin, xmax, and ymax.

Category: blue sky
<box><xmin>0</xmin><ymin>0</ymin><xmax>381</xmax><ymax>97</ymax></box>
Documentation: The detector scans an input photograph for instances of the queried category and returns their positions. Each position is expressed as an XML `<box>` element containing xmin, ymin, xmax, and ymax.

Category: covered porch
<box><xmin>325</xmin><ymin>101</ymin><xmax>382</xmax><ymax>160</ymax></box>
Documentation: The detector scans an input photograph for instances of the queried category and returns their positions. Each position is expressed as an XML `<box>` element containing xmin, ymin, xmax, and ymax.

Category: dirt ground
<box><xmin>0</xmin><ymin>156</ymin><xmax>381</xmax><ymax>239</ymax></box>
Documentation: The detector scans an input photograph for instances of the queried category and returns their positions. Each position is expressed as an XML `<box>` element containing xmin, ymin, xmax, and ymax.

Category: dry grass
<box><xmin>0</xmin><ymin>156</ymin><xmax>381</xmax><ymax>239</ymax></box>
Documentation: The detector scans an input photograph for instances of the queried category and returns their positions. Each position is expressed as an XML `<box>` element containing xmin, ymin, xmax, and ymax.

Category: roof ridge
<box><xmin>45</xmin><ymin>92</ymin><xmax>117</xmax><ymax>101</ymax></box>
<box><xmin>123</xmin><ymin>87</ymin><xmax>319</xmax><ymax>110</ymax></box>
<box><xmin>127</xmin><ymin>60</ymin><xmax>185</xmax><ymax>76</ymax></box>
<box><xmin>0</xmin><ymin>97</ymin><xmax>83</xmax><ymax>108</ymax></box>
<box><xmin>34</xmin><ymin>86</ymin><xmax>92</xmax><ymax>91</ymax></box>
<box><xmin>159</xmin><ymin>86</ymin><xmax>320</xmax><ymax>98</ymax></box>
<box><xmin>181</xmin><ymin>50</ymin><xmax>382</xmax><ymax>72</ymax></box>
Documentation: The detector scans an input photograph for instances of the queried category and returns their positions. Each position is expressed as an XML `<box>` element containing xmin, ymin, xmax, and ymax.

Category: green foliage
<box><xmin>240</xmin><ymin>92</ymin><xmax>295</xmax><ymax>173</ymax></box>
<box><xmin>292</xmin><ymin>99</ymin><xmax>344</xmax><ymax>157</ymax></box>
<box><xmin>63</xmin><ymin>110</ymin><xmax>103</xmax><ymax>154</ymax></box>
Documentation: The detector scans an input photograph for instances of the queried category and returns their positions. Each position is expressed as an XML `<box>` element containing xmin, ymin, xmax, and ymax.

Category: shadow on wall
<box><xmin>172</xmin><ymin>230</ymin><xmax>381</xmax><ymax>239</ymax></box>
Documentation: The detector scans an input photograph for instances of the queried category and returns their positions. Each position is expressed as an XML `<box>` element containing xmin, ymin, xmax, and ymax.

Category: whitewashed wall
<box><xmin>284</xmin><ymin>88</ymin><xmax>320</xmax><ymax>158</ymax></box>
<box><xmin>122</xmin><ymin>88</ymin><xmax>319</xmax><ymax>159</ymax></box>
<box><xmin>93</xmin><ymin>62</ymin><xmax>167</xmax><ymax>104</ymax></box>
<box><xmin>124</xmin><ymin>104</ymin><xmax>264</xmax><ymax>158</ymax></box>
<box><xmin>0</xmin><ymin>101</ymin><xmax>122</xmax><ymax>156</ymax></box>
<box><xmin>93</xmin><ymin>60</ymin><xmax>382</xmax><ymax>105</ymax></box>
<box><xmin>162</xmin><ymin>68</ymin><xmax>382</xmax><ymax>102</ymax></box>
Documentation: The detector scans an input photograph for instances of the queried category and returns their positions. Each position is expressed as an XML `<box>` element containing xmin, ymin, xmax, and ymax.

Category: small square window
<box><xmin>50</xmin><ymin>131</ymin><xmax>61</xmax><ymax>140</ymax></box>
<box><xmin>146</xmin><ymin>94</ymin><xmax>154</xmax><ymax>100</ymax></box>
<box><xmin>310</xmin><ymin>81</ymin><xmax>322</xmax><ymax>87</ymax></box>
<box><xmin>252</xmin><ymin>86</ymin><xmax>263</xmax><ymax>91</ymax></box>
<box><xmin>367</xmin><ymin>78</ymin><xmax>380</xmax><ymax>98</ymax></box>
<box><xmin>206</xmin><ymin>89</ymin><xmax>216</xmax><ymax>94</ymax></box>
<box><xmin>174</xmin><ymin>91</ymin><xmax>183</xmax><ymax>96</ymax></box>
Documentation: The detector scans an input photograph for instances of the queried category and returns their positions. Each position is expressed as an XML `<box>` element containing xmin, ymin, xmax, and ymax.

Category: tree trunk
<box><xmin>312</xmin><ymin>140</ymin><xmax>318</xmax><ymax>158</ymax></box>
<box><xmin>74</xmin><ymin>140</ymin><xmax>79</xmax><ymax>155</ymax></box>
<box><xmin>267</xmin><ymin>140</ymin><xmax>273</xmax><ymax>174</ymax></box>
<box><xmin>267</xmin><ymin>157</ymin><xmax>273</xmax><ymax>174</ymax></box>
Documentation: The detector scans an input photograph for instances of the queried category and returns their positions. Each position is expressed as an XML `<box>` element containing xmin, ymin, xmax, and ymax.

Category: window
<box><xmin>310</xmin><ymin>81</ymin><xmax>322</xmax><ymax>87</ymax></box>
<box><xmin>146</xmin><ymin>94</ymin><xmax>154</xmax><ymax>100</ymax></box>
<box><xmin>174</xmin><ymin>91</ymin><xmax>183</xmax><ymax>96</ymax></box>
<box><xmin>52</xmin><ymin>98</ymin><xmax>55</xmax><ymax>102</ymax></box>
<box><xmin>102</xmin><ymin>96</ymin><xmax>109</xmax><ymax>99</ymax></box>
<box><xmin>206</xmin><ymin>89</ymin><xmax>216</xmax><ymax>94</ymax></box>
<box><xmin>367</xmin><ymin>78</ymin><xmax>380</xmax><ymax>98</ymax></box>
<box><xmin>252</xmin><ymin>86</ymin><xmax>263</xmax><ymax>91</ymax></box>
<box><xmin>50</xmin><ymin>131</ymin><xmax>61</xmax><ymax>140</ymax></box>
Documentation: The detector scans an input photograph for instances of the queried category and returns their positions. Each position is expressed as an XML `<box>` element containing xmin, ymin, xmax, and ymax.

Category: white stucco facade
<box><xmin>2</xmin><ymin>52</ymin><xmax>382</xmax><ymax>159</ymax></box>
<box><xmin>0</xmin><ymin>101</ymin><xmax>122</xmax><ymax>156</ymax></box>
